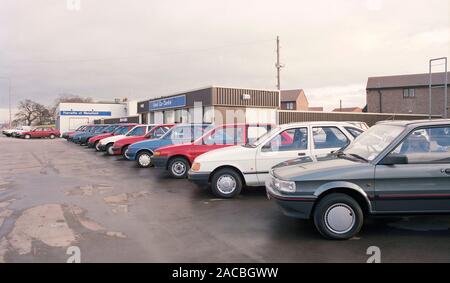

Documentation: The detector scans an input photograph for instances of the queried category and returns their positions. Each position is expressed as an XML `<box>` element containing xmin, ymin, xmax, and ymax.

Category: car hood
<box><xmin>195</xmin><ymin>145</ymin><xmax>255</xmax><ymax>162</ymax></box>
<box><xmin>156</xmin><ymin>142</ymin><xmax>194</xmax><ymax>152</ymax></box>
<box><xmin>100</xmin><ymin>135</ymin><xmax>125</xmax><ymax>144</ymax></box>
<box><xmin>272</xmin><ymin>155</ymin><xmax>374</xmax><ymax>182</ymax></box>
<box><xmin>115</xmin><ymin>136</ymin><xmax>146</xmax><ymax>145</ymax></box>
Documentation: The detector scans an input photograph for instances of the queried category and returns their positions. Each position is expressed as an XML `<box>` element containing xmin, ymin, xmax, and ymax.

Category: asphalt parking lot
<box><xmin>0</xmin><ymin>136</ymin><xmax>449</xmax><ymax>263</ymax></box>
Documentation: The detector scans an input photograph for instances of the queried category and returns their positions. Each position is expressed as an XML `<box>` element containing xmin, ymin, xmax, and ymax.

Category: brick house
<box><xmin>366</xmin><ymin>72</ymin><xmax>449</xmax><ymax>118</ymax></box>
<box><xmin>280</xmin><ymin>89</ymin><xmax>309</xmax><ymax>111</ymax></box>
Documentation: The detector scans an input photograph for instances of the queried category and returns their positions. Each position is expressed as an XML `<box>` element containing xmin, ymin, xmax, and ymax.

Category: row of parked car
<box><xmin>64</xmin><ymin>119</ymin><xmax>450</xmax><ymax>240</ymax></box>
<box><xmin>2</xmin><ymin>126</ymin><xmax>60</xmax><ymax>139</ymax></box>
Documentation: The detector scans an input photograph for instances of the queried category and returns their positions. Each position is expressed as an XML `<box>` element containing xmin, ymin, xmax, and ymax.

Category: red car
<box><xmin>19</xmin><ymin>127</ymin><xmax>60</xmax><ymax>139</ymax></box>
<box><xmin>87</xmin><ymin>124</ymin><xmax>137</xmax><ymax>150</ymax></box>
<box><xmin>111</xmin><ymin>124</ymin><xmax>174</xmax><ymax>156</ymax></box>
<box><xmin>152</xmin><ymin>123</ymin><xmax>273</xmax><ymax>178</ymax></box>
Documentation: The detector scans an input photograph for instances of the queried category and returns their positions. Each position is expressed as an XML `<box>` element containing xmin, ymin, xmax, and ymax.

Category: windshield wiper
<box><xmin>348</xmin><ymin>153</ymin><xmax>368</xmax><ymax>162</ymax></box>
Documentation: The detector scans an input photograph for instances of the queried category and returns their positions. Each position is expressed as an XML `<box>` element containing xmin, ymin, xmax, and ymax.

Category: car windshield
<box><xmin>344</xmin><ymin>124</ymin><xmax>405</xmax><ymax>161</ymax></box>
<box><xmin>162</xmin><ymin>125</ymin><xmax>211</xmax><ymax>141</ymax></box>
<box><xmin>246</xmin><ymin>127</ymin><xmax>281</xmax><ymax>147</ymax></box>
<box><xmin>94</xmin><ymin>126</ymin><xmax>106</xmax><ymax>133</ymax></box>
<box><xmin>113</xmin><ymin>126</ymin><xmax>130</xmax><ymax>135</ymax></box>
<box><xmin>104</xmin><ymin>125</ymin><xmax>117</xmax><ymax>133</ymax></box>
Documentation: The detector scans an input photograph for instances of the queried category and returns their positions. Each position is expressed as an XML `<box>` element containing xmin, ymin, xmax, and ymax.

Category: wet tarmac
<box><xmin>0</xmin><ymin>136</ymin><xmax>449</xmax><ymax>262</ymax></box>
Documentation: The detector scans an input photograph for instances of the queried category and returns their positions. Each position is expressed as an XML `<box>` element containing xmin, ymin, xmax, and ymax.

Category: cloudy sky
<box><xmin>0</xmin><ymin>0</ymin><xmax>448</xmax><ymax>122</ymax></box>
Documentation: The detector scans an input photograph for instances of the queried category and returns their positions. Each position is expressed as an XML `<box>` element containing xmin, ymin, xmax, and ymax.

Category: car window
<box><xmin>263</xmin><ymin>127</ymin><xmax>308</xmax><ymax>152</ymax></box>
<box><xmin>345</xmin><ymin>127</ymin><xmax>363</xmax><ymax>138</ymax></box>
<box><xmin>127</xmin><ymin>126</ymin><xmax>145</xmax><ymax>136</ymax></box>
<box><xmin>313</xmin><ymin>127</ymin><xmax>349</xmax><ymax>149</ymax></box>
<box><xmin>390</xmin><ymin>126</ymin><xmax>450</xmax><ymax>164</ymax></box>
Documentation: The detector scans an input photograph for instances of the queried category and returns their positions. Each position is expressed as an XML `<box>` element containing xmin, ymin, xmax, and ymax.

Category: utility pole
<box><xmin>0</xmin><ymin>77</ymin><xmax>11</xmax><ymax>128</ymax></box>
<box><xmin>275</xmin><ymin>36</ymin><xmax>284</xmax><ymax>91</ymax></box>
<box><xmin>340</xmin><ymin>99</ymin><xmax>342</xmax><ymax>112</ymax></box>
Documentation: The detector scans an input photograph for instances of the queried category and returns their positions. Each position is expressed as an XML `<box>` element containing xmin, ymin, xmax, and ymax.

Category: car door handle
<box><xmin>298</xmin><ymin>152</ymin><xmax>306</xmax><ymax>156</ymax></box>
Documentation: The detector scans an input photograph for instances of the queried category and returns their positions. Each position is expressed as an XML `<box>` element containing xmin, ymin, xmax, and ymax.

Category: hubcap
<box><xmin>139</xmin><ymin>154</ymin><xmax>151</xmax><ymax>167</ymax></box>
<box><xmin>172</xmin><ymin>161</ymin><xmax>186</xmax><ymax>176</ymax></box>
<box><xmin>216</xmin><ymin>175</ymin><xmax>237</xmax><ymax>195</ymax></box>
<box><xmin>324</xmin><ymin>203</ymin><xmax>356</xmax><ymax>234</ymax></box>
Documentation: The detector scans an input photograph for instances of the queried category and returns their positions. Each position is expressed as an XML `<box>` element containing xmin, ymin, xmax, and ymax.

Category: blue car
<box><xmin>125</xmin><ymin>124</ymin><xmax>211</xmax><ymax>168</ymax></box>
<box><xmin>71</xmin><ymin>125</ymin><xmax>103</xmax><ymax>143</ymax></box>
<box><xmin>77</xmin><ymin>124</ymin><xmax>119</xmax><ymax>146</ymax></box>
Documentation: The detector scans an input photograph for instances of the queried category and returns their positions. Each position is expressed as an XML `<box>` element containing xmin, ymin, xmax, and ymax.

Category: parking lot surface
<box><xmin>0</xmin><ymin>136</ymin><xmax>449</xmax><ymax>263</ymax></box>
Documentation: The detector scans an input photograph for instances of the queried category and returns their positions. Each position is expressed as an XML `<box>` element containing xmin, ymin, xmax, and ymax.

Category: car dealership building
<box><xmin>137</xmin><ymin>86</ymin><xmax>280</xmax><ymax>125</ymax></box>
<box><xmin>56</xmin><ymin>102</ymin><xmax>130</xmax><ymax>133</ymax></box>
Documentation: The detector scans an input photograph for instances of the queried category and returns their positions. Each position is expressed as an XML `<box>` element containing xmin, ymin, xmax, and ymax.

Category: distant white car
<box><xmin>188</xmin><ymin>122</ymin><xmax>364</xmax><ymax>198</ymax></box>
<box><xmin>3</xmin><ymin>126</ymin><xmax>32</xmax><ymax>137</ymax></box>
<box><xmin>98</xmin><ymin>124</ymin><xmax>156</xmax><ymax>155</ymax></box>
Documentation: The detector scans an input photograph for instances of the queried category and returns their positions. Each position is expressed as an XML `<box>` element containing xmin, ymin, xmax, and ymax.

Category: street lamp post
<box><xmin>0</xmin><ymin>77</ymin><xmax>12</xmax><ymax>128</ymax></box>
<box><xmin>429</xmin><ymin>57</ymin><xmax>448</xmax><ymax>119</ymax></box>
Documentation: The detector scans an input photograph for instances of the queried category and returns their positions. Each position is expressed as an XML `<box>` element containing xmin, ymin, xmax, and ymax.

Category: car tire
<box><xmin>94</xmin><ymin>141</ymin><xmax>101</xmax><ymax>151</ymax></box>
<box><xmin>106</xmin><ymin>143</ymin><xmax>114</xmax><ymax>155</ymax></box>
<box><xmin>136</xmin><ymin>151</ymin><xmax>152</xmax><ymax>168</ymax></box>
<box><xmin>121</xmin><ymin>145</ymin><xmax>129</xmax><ymax>157</ymax></box>
<box><xmin>49</xmin><ymin>134</ymin><xmax>55</xmax><ymax>139</ymax></box>
<box><xmin>313</xmin><ymin>193</ymin><xmax>364</xmax><ymax>240</ymax></box>
<box><xmin>24</xmin><ymin>134</ymin><xmax>31</xmax><ymax>139</ymax></box>
<box><xmin>211</xmin><ymin>168</ymin><xmax>243</xmax><ymax>198</ymax></box>
<box><xmin>168</xmin><ymin>157</ymin><xmax>190</xmax><ymax>179</ymax></box>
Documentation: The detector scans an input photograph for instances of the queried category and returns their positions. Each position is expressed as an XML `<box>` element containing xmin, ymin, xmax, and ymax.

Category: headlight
<box><xmin>191</xmin><ymin>162</ymin><xmax>201</xmax><ymax>172</ymax></box>
<box><xmin>272</xmin><ymin>177</ymin><xmax>296</xmax><ymax>193</ymax></box>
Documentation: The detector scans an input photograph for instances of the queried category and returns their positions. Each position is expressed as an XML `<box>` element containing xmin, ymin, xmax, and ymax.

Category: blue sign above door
<box><xmin>60</xmin><ymin>111</ymin><xmax>112</xmax><ymax>116</ymax></box>
<box><xmin>149</xmin><ymin>95</ymin><xmax>186</xmax><ymax>111</ymax></box>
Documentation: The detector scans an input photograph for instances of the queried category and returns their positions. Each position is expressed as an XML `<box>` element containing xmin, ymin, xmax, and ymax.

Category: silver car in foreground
<box><xmin>266</xmin><ymin>119</ymin><xmax>450</xmax><ymax>240</ymax></box>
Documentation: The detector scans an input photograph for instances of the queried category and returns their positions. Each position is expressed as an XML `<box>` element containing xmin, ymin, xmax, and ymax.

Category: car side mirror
<box><xmin>379</xmin><ymin>154</ymin><xmax>408</xmax><ymax>165</ymax></box>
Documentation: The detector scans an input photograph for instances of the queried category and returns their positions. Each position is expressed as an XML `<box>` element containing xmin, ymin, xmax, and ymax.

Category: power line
<box><xmin>2</xmin><ymin>39</ymin><xmax>275</xmax><ymax>65</ymax></box>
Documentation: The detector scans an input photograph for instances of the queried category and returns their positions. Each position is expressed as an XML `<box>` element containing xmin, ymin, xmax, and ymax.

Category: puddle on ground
<box><xmin>103</xmin><ymin>191</ymin><xmax>150</xmax><ymax>214</ymax></box>
<box><xmin>66</xmin><ymin>184</ymin><xmax>113</xmax><ymax>196</ymax></box>
<box><xmin>387</xmin><ymin>216</ymin><xmax>450</xmax><ymax>232</ymax></box>
<box><xmin>0</xmin><ymin>203</ymin><xmax>128</xmax><ymax>262</ymax></box>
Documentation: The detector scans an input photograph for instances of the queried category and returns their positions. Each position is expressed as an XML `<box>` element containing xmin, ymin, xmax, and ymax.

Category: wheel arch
<box><xmin>313</xmin><ymin>182</ymin><xmax>372</xmax><ymax>215</ymax></box>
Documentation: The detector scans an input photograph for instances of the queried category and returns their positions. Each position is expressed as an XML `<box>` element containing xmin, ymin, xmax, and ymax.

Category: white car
<box><xmin>3</xmin><ymin>126</ymin><xmax>32</xmax><ymax>137</ymax></box>
<box><xmin>98</xmin><ymin>124</ymin><xmax>156</xmax><ymax>155</ymax></box>
<box><xmin>188</xmin><ymin>122</ymin><xmax>364</xmax><ymax>198</ymax></box>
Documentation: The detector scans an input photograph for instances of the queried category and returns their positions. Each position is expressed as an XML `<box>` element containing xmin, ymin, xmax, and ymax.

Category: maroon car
<box><xmin>19</xmin><ymin>127</ymin><xmax>60</xmax><ymax>139</ymax></box>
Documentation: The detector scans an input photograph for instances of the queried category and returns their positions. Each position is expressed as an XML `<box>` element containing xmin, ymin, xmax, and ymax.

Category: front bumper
<box><xmin>111</xmin><ymin>147</ymin><xmax>122</xmax><ymax>155</ymax></box>
<box><xmin>152</xmin><ymin>156</ymin><xmax>169</xmax><ymax>169</ymax></box>
<box><xmin>265</xmin><ymin>179</ymin><xmax>316</xmax><ymax>220</ymax></box>
<box><xmin>87</xmin><ymin>141</ymin><xmax>95</xmax><ymax>148</ymax></box>
<box><xmin>124</xmin><ymin>149</ymin><xmax>137</xmax><ymax>160</ymax></box>
<box><xmin>98</xmin><ymin>144</ymin><xmax>107</xmax><ymax>151</ymax></box>
<box><xmin>187</xmin><ymin>170</ymin><xmax>210</xmax><ymax>186</ymax></box>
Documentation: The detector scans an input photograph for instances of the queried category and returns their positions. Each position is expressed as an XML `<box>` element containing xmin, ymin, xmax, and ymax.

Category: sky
<box><xmin>0</xmin><ymin>0</ymin><xmax>449</xmax><ymax>122</ymax></box>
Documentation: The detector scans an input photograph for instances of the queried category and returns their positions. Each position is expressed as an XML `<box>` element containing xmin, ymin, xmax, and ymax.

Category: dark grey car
<box><xmin>266</xmin><ymin>119</ymin><xmax>450</xmax><ymax>240</ymax></box>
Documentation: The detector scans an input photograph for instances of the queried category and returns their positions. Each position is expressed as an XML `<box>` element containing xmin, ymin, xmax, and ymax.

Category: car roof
<box><xmin>376</xmin><ymin>119</ymin><xmax>450</xmax><ymax>128</ymax></box>
<box><xmin>279</xmin><ymin>121</ymin><xmax>355</xmax><ymax>129</ymax></box>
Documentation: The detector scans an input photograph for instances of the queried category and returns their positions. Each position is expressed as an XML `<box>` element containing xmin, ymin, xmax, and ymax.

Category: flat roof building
<box><xmin>137</xmin><ymin>86</ymin><xmax>280</xmax><ymax>125</ymax></box>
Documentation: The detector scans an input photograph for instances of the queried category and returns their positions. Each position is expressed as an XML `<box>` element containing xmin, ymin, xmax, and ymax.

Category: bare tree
<box><xmin>14</xmin><ymin>99</ymin><xmax>54</xmax><ymax>126</ymax></box>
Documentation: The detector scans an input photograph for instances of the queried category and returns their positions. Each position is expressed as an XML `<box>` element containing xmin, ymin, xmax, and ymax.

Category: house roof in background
<box><xmin>367</xmin><ymin>72</ymin><xmax>450</xmax><ymax>90</ymax></box>
<box><xmin>280</xmin><ymin>89</ymin><xmax>306</xmax><ymax>102</ymax></box>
